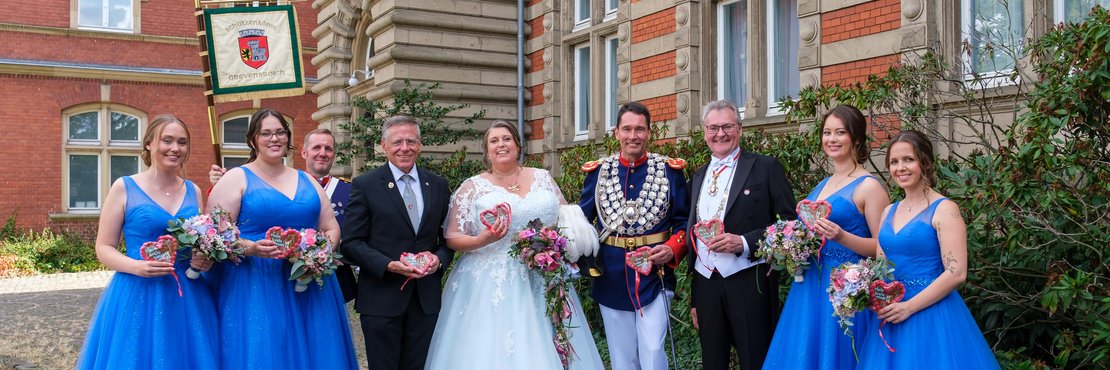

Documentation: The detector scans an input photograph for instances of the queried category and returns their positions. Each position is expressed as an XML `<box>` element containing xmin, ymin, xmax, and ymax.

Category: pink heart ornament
<box><xmin>400</xmin><ymin>252</ymin><xmax>432</xmax><ymax>274</ymax></box>
<box><xmin>625</xmin><ymin>247</ymin><xmax>653</xmax><ymax>275</ymax></box>
<box><xmin>796</xmin><ymin>199</ymin><xmax>832</xmax><ymax>230</ymax></box>
<box><xmin>869</xmin><ymin>280</ymin><xmax>906</xmax><ymax>312</ymax></box>
<box><xmin>479</xmin><ymin>203</ymin><xmax>512</xmax><ymax>231</ymax></box>
<box><xmin>140</xmin><ymin>235</ymin><xmax>177</xmax><ymax>263</ymax></box>
<box><xmin>692</xmin><ymin>219</ymin><xmax>724</xmax><ymax>245</ymax></box>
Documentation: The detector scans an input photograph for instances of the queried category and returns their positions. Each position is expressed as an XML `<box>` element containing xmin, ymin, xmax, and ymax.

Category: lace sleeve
<box><xmin>444</xmin><ymin>177</ymin><xmax>482</xmax><ymax>239</ymax></box>
<box><xmin>535</xmin><ymin>169</ymin><xmax>568</xmax><ymax>205</ymax></box>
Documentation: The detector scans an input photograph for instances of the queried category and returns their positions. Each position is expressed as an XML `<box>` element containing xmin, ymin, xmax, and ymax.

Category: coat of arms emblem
<box><xmin>238</xmin><ymin>29</ymin><xmax>269</xmax><ymax>69</ymax></box>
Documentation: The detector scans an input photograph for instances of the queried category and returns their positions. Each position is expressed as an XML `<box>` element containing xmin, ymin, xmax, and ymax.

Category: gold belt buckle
<box><xmin>626</xmin><ymin>237</ymin><xmax>636</xmax><ymax>248</ymax></box>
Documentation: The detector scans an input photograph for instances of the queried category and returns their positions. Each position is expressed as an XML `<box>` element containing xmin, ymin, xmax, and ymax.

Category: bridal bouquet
<box><xmin>828</xmin><ymin>257</ymin><xmax>895</xmax><ymax>355</ymax></box>
<box><xmin>509</xmin><ymin>218</ymin><xmax>575</xmax><ymax>369</ymax></box>
<box><xmin>755</xmin><ymin>218</ymin><xmax>822</xmax><ymax>282</ymax></box>
<box><xmin>166</xmin><ymin>206</ymin><xmax>243</xmax><ymax>279</ymax></box>
<box><xmin>266</xmin><ymin>227</ymin><xmax>344</xmax><ymax>292</ymax></box>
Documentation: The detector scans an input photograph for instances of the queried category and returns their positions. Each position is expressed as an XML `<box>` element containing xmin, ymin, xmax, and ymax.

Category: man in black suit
<box><xmin>341</xmin><ymin>115</ymin><xmax>453</xmax><ymax>370</ymax></box>
<box><xmin>686</xmin><ymin>100</ymin><xmax>797</xmax><ymax>369</ymax></box>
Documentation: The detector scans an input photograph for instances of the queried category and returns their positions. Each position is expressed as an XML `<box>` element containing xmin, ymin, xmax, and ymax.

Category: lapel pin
<box><xmin>425</xmin><ymin>182</ymin><xmax>429</xmax><ymax>186</ymax></box>
<box><xmin>388</xmin><ymin>182</ymin><xmax>395</xmax><ymax>189</ymax></box>
<box><xmin>744</xmin><ymin>189</ymin><xmax>750</xmax><ymax>195</ymax></box>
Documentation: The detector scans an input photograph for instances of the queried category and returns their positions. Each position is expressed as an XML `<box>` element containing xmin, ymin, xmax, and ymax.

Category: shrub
<box><xmin>0</xmin><ymin>226</ymin><xmax>101</xmax><ymax>276</ymax></box>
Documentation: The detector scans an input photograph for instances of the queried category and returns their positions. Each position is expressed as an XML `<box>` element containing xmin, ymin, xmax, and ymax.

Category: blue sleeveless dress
<box><xmin>77</xmin><ymin>177</ymin><xmax>218</xmax><ymax>370</ymax></box>
<box><xmin>857</xmin><ymin>198</ymin><xmax>999</xmax><ymax>369</ymax></box>
<box><xmin>214</xmin><ymin>168</ymin><xmax>357</xmax><ymax>369</ymax></box>
<box><xmin>764</xmin><ymin>176</ymin><xmax>874</xmax><ymax>370</ymax></box>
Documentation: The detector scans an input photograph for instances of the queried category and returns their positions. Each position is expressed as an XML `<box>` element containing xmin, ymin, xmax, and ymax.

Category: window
<box><xmin>76</xmin><ymin>0</ymin><xmax>135</xmax><ymax>32</ymax></box>
<box><xmin>576</xmin><ymin>0</ymin><xmax>591</xmax><ymax>29</ymax></box>
<box><xmin>963</xmin><ymin>0</ymin><xmax>1024</xmax><ymax>78</ymax></box>
<box><xmin>63</xmin><ymin>106</ymin><xmax>144</xmax><ymax>211</ymax></box>
<box><xmin>767</xmin><ymin>0</ymin><xmax>799</xmax><ymax>114</ymax></box>
<box><xmin>221</xmin><ymin>115</ymin><xmax>251</xmax><ymax>168</ymax></box>
<box><xmin>605</xmin><ymin>36</ymin><xmax>619</xmax><ymax>131</ymax></box>
<box><xmin>574</xmin><ymin>44</ymin><xmax>592</xmax><ymax>137</ymax></box>
<box><xmin>605</xmin><ymin>0</ymin><xmax>618</xmax><ymax>19</ymax></box>
<box><xmin>718</xmin><ymin>0</ymin><xmax>749</xmax><ymax>113</ymax></box>
<box><xmin>1054</xmin><ymin>0</ymin><xmax>1110</xmax><ymax>23</ymax></box>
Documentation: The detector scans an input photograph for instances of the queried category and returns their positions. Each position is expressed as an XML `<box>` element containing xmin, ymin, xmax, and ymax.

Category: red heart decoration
<box><xmin>479</xmin><ymin>202</ymin><xmax>512</xmax><ymax>231</ymax></box>
<box><xmin>140</xmin><ymin>235</ymin><xmax>177</xmax><ymax>263</ymax></box>
<box><xmin>692</xmin><ymin>219</ymin><xmax>724</xmax><ymax>245</ymax></box>
<box><xmin>625</xmin><ymin>246</ymin><xmax>653</xmax><ymax>275</ymax></box>
<box><xmin>869</xmin><ymin>280</ymin><xmax>906</xmax><ymax>311</ymax></box>
<box><xmin>796</xmin><ymin>199</ymin><xmax>832</xmax><ymax>230</ymax></box>
<box><xmin>267</xmin><ymin>227</ymin><xmax>302</xmax><ymax>258</ymax></box>
<box><xmin>400</xmin><ymin>252</ymin><xmax>432</xmax><ymax>274</ymax></box>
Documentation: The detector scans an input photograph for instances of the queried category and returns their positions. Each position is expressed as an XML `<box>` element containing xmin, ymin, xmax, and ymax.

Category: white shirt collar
<box><xmin>388</xmin><ymin>162</ymin><xmax>420</xmax><ymax>183</ymax></box>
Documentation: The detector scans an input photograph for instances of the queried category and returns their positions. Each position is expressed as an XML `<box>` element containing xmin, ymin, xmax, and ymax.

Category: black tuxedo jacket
<box><xmin>686</xmin><ymin>149</ymin><xmax>798</xmax><ymax>267</ymax></box>
<box><xmin>341</xmin><ymin>164</ymin><xmax>454</xmax><ymax>316</ymax></box>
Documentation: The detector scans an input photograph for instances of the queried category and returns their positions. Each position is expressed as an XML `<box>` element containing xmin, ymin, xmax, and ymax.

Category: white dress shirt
<box><xmin>388</xmin><ymin>162</ymin><xmax>424</xmax><ymax>222</ymax></box>
<box><xmin>693</xmin><ymin>147</ymin><xmax>761</xmax><ymax>278</ymax></box>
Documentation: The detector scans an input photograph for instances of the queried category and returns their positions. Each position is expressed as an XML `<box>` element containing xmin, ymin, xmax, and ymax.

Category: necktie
<box><xmin>401</xmin><ymin>174</ymin><xmax>420</xmax><ymax>231</ymax></box>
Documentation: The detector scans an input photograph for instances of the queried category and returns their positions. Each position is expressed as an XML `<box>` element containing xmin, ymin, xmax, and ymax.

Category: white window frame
<box><xmin>716</xmin><ymin>0</ymin><xmax>749</xmax><ymax>117</ymax></box>
<box><xmin>62</xmin><ymin>105</ymin><xmax>145</xmax><ymax>213</ymax></box>
<box><xmin>1053</xmin><ymin>0</ymin><xmax>1110</xmax><ymax>23</ymax></box>
<box><xmin>74</xmin><ymin>0</ymin><xmax>138</xmax><ymax>33</ymax></box>
<box><xmin>765</xmin><ymin>0</ymin><xmax>799</xmax><ymax>116</ymax></box>
<box><xmin>961</xmin><ymin>0</ymin><xmax>1024</xmax><ymax>88</ymax></box>
<box><xmin>574</xmin><ymin>43</ymin><xmax>592</xmax><ymax>139</ymax></box>
<box><xmin>220</xmin><ymin>114</ymin><xmax>252</xmax><ymax>168</ymax></box>
<box><xmin>575</xmin><ymin>0</ymin><xmax>592</xmax><ymax>30</ymax></box>
<box><xmin>604</xmin><ymin>35</ymin><xmax>619</xmax><ymax>131</ymax></box>
<box><xmin>604</xmin><ymin>0</ymin><xmax>618</xmax><ymax>21</ymax></box>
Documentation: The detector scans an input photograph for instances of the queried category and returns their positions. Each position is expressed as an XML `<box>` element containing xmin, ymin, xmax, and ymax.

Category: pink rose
<box><xmin>784</xmin><ymin>224</ymin><xmax>794</xmax><ymax>237</ymax></box>
<box><xmin>845</xmin><ymin>269</ymin><xmax>861</xmax><ymax>283</ymax></box>
<box><xmin>767</xmin><ymin>224</ymin><xmax>778</xmax><ymax>234</ymax></box>
<box><xmin>304</xmin><ymin>229</ymin><xmax>317</xmax><ymax>242</ymax></box>
<box><xmin>518</xmin><ymin>229</ymin><xmax>537</xmax><ymax>239</ymax></box>
<box><xmin>534</xmin><ymin>252</ymin><xmax>554</xmax><ymax>268</ymax></box>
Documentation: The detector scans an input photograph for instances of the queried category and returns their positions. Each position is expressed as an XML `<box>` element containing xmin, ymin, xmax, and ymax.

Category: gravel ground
<box><xmin>0</xmin><ymin>272</ymin><xmax>368</xmax><ymax>370</ymax></box>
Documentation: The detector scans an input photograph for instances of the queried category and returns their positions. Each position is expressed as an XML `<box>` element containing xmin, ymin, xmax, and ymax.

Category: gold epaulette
<box><xmin>337</xmin><ymin>176</ymin><xmax>351</xmax><ymax>183</ymax></box>
<box><xmin>665</xmin><ymin>157</ymin><xmax>687</xmax><ymax>170</ymax></box>
<box><xmin>581</xmin><ymin>160</ymin><xmax>601</xmax><ymax>172</ymax></box>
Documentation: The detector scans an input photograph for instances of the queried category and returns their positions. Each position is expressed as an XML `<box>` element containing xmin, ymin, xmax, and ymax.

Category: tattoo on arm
<box><xmin>944</xmin><ymin>250</ymin><xmax>958</xmax><ymax>274</ymax></box>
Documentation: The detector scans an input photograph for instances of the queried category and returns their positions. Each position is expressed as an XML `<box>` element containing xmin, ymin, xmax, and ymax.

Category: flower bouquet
<box><xmin>827</xmin><ymin>258</ymin><xmax>895</xmax><ymax>356</ymax></box>
<box><xmin>508</xmin><ymin>218</ymin><xmax>575</xmax><ymax>369</ymax></box>
<box><xmin>755</xmin><ymin>218</ymin><xmax>822</xmax><ymax>282</ymax></box>
<box><xmin>166</xmin><ymin>206</ymin><xmax>243</xmax><ymax>279</ymax></box>
<box><xmin>282</xmin><ymin>228</ymin><xmax>343</xmax><ymax>293</ymax></box>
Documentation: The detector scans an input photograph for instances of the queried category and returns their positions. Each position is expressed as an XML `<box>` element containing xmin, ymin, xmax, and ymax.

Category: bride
<box><xmin>425</xmin><ymin>120</ymin><xmax>604</xmax><ymax>369</ymax></box>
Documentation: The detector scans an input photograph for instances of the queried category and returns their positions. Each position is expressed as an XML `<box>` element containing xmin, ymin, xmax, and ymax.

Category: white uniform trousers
<box><xmin>599</xmin><ymin>290</ymin><xmax>673</xmax><ymax>370</ymax></box>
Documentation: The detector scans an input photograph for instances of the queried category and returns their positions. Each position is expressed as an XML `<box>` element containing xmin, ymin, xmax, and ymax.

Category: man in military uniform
<box><xmin>209</xmin><ymin>128</ymin><xmax>357</xmax><ymax>301</ymax></box>
<box><xmin>579</xmin><ymin>102</ymin><xmax>690</xmax><ymax>370</ymax></box>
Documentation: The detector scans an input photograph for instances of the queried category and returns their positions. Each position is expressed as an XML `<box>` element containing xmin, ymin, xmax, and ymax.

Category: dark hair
<box><xmin>141</xmin><ymin>114</ymin><xmax>191</xmax><ymax>167</ymax></box>
<box><xmin>245</xmin><ymin>108</ymin><xmax>295</xmax><ymax>163</ymax></box>
<box><xmin>481</xmin><ymin>120</ymin><xmax>522</xmax><ymax>170</ymax></box>
<box><xmin>886</xmin><ymin>129</ymin><xmax>937</xmax><ymax>188</ymax></box>
<box><xmin>822</xmin><ymin>105</ymin><xmax>870</xmax><ymax>164</ymax></box>
<box><xmin>616</xmin><ymin>102</ymin><xmax>651</xmax><ymax>129</ymax></box>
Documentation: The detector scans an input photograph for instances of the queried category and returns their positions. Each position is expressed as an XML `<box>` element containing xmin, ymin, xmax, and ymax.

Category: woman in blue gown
<box><xmin>858</xmin><ymin>130</ymin><xmax>998</xmax><ymax>369</ymax></box>
<box><xmin>207</xmin><ymin>109</ymin><xmax>357</xmax><ymax>369</ymax></box>
<box><xmin>764</xmin><ymin>105</ymin><xmax>889</xmax><ymax>369</ymax></box>
<box><xmin>77</xmin><ymin>114</ymin><xmax>218</xmax><ymax>369</ymax></box>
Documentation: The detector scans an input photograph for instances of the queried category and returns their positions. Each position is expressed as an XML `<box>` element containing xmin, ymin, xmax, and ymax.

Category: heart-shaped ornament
<box><xmin>869</xmin><ymin>280</ymin><xmax>906</xmax><ymax>311</ymax></box>
<box><xmin>400</xmin><ymin>252</ymin><xmax>432</xmax><ymax>274</ymax></box>
<box><xmin>692</xmin><ymin>219</ymin><xmax>724</xmax><ymax>245</ymax></box>
<box><xmin>479</xmin><ymin>202</ymin><xmax>512</xmax><ymax>231</ymax></box>
<box><xmin>625</xmin><ymin>246</ymin><xmax>653</xmax><ymax>275</ymax></box>
<box><xmin>140</xmin><ymin>235</ymin><xmax>177</xmax><ymax>263</ymax></box>
<box><xmin>796</xmin><ymin>199</ymin><xmax>832</xmax><ymax>230</ymax></box>
<box><xmin>267</xmin><ymin>227</ymin><xmax>302</xmax><ymax>258</ymax></box>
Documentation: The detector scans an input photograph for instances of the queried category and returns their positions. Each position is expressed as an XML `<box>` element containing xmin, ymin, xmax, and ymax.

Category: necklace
<box><xmin>707</xmin><ymin>150</ymin><xmax>742</xmax><ymax>196</ymax></box>
<box><xmin>493</xmin><ymin>166</ymin><xmax>523</xmax><ymax>192</ymax></box>
<box><xmin>149</xmin><ymin>173</ymin><xmax>182</xmax><ymax>197</ymax></box>
<box><xmin>902</xmin><ymin>189</ymin><xmax>932</xmax><ymax>213</ymax></box>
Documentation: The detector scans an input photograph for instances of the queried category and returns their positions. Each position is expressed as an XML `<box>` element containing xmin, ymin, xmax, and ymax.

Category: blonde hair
<box><xmin>140</xmin><ymin>114</ymin><xmax>190</xmax><ymax>167</ymax></box>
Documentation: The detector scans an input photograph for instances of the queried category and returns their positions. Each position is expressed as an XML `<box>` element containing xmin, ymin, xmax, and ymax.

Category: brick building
<box><xmin>0</xmin><ymin>0</ymin><xmax>322</xmax><ymax>237</ymax></box>
<box><xmin>316</xmin><ymin>0</ymin><xmax>1094</xmax><ymax>171</ymax></box>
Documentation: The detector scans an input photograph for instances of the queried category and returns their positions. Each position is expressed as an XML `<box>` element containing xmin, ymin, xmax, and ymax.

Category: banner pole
<box><xmin>195</xmin><ymin>0</ymin><xmax>222</xmax><ymax>167</ymax></box>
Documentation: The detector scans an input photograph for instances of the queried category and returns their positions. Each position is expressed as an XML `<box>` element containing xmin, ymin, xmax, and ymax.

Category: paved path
<box><xmin>0</xmin><ymin>271</ymin><xmax>368</xmax><ymax>370</ymax></box>
<box><xmin>0</xmin><ymin>271</ymin><xmax>112</xmax><ymax>370</ymax></box>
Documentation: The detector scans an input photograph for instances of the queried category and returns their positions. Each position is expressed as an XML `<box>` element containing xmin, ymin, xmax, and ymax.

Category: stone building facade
<box><xmin>317</xmin><ymin>0</ymin><xmax>1088</xmax><ymax>174</ymax></box>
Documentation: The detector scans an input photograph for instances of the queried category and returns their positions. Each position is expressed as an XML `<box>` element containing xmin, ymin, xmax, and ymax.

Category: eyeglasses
<box><xmin>258</xmin><ymin>130</ymin><xmax>289</xmax><ymax>139</ymax></box>
<box><xmin>704</xmin><ymin>124</ymin><xmax>738</xmax><ymax>134</ymax></box>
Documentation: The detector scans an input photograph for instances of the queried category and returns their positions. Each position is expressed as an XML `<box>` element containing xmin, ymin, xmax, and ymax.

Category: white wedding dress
<box><xmin>425</xmin><ymin>169</ymin><xmax>604</xmax><ymax>370</ymax></box>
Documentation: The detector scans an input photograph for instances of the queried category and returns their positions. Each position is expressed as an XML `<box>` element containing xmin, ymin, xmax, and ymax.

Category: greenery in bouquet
<box><xmin>756</xmin><ymin>218</ymin><xmax>822</xmax><ymax>282</ymax></box>
<box><xmin>166</xmin><ymin>207</ymin><xmax>243</xmax><ymax>278</ymax></box>
<box><xmin>509</xmin><ymin>218</ymin><xmax>575</xmax><ymax>369</ymax></box>
<box><xmin>286</xmin><ymin>228</ymin><xmax>343</xmax><ymax>291</ymax></box>
<box><xmin>828</xmin><ymin>258</ymin><xmax>895</xmax><ymax>337</ymax></box>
